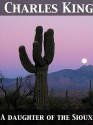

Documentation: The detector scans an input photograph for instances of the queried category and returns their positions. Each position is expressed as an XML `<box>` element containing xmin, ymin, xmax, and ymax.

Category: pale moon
<box><xmin>82</xmin><ymin>58</ymin><xmax>87</xmax><ymax>64</ymax></box>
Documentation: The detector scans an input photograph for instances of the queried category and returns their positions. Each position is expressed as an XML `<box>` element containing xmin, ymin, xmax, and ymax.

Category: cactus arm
<box><xmin>34</xmin><ymin>26</ymin><xmax>43</xmax><ymax>54</ymax></box>
<box><xmin>33</xmin><ymin>41</ymin><xmax>45</xmax><ymax>66</ymax></box>
<box><xmin>44</xmin><ymin>29</ymin><xmax>55</xmax><ymax>65</ymax></box>
<box><xmin>19</xmin><ymin>46</ymin><xmax>36</xmax><ymax>73</ymax></box>
<box><xmin>33</xmin><ymin>26</ymin><xmax>45</xmax><ymax>66</ymax></box>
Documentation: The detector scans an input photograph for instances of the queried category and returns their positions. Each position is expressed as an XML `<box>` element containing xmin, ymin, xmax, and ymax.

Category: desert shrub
<box><xmin>82</xmin><ymin>91</ymin><xmax>93</xmax><ymax>111</ymax></box>
<box><xmin>49</xmin><ymin>96</ymin><xmax>82</xmax><ymax>111</ymax></box>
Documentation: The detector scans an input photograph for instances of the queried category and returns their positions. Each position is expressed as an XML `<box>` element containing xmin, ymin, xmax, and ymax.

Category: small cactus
<box><xmin>16</xmin><ymin>77</ymin><xmax>22</xmax><ymax>95</ymax></box>
<box><xmin>16</xmin><ymin>77</ymin><xmax>19</xmax><ymax>91</ymax></box>
<box><xmin>90</xmin><ymin>80</ymin><xmax>92</xmax><ymax>92</ymax></box>
<box><xmin>19</xmin><ymin>26</ymin><xmax>55</xmax><ymax>109</ymax></box>
<box><xmin>66</xmin><ymin>90</ymin><xmax>68</xmax><ymax>103</ymax></box>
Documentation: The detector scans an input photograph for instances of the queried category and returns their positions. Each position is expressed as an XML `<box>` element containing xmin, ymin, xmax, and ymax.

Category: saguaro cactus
<box><xmin>16</xmin><ymin>77</ymin><xmax>22</xmax><ymax>95</ymax></box>
<box><xmin>90</xmin><ymin>80</ymin><xmax>92</xmax><ymax>92</ymax></box>
<box><xmin>16</xmin><ymin>77</ymin><xmax>19</xmax><ymax>91</ymax></box>
<box><xmin>19</xmin><ymin>26</ymin><xmax>55</xmax><ymax>109</ymax></box>
<box><xmin>66</xmin><ymin>90</ymin><xmax>68</xmax><ymax>103</ymax></box>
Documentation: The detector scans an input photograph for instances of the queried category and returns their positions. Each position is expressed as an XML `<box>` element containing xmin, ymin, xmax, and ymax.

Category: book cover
<box><xmin>0</xmin><ymin>0</ymin><xmax>93</xmax><ymax>125</ymax></box>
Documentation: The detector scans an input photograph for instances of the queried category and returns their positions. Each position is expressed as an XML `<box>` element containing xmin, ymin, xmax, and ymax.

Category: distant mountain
<box><xmin>48</xmin><ymin>65</ymin><xmax>93</xmax><ymax>90</ymax></box>
<box><xmin>2</xmin><ymin>65</ymin><xmax>93</xmax><ymax>91</ymax></box>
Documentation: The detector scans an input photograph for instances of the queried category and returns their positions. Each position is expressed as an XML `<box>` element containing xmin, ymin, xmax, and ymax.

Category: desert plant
<box><xmin>82</xmin><ymin>81</ymin><xmax>93</xmax><ymax>111</ymax></box>
<box><xmin>82</xmin><ymin>91</ymin><xmax>93</xmax><ymax>110</ymax></box>
<box><xmin>0</xmin><ymin>74</ymin><xmax>34</xmax><ymax>110</ymax></box>
<box><xmin>89</xmin><ymin>80</ymin><xmax>92</xmax><ymax>92</ymax></box>
<box><xmin>66</xmin><ymin>90</ymin><xmax>69</xmax><ymax>103</ymax></box>
<box><xmin>19</xmin><ymin>26</ymin><xmax>55</xmax><ymax>109</ymax></box>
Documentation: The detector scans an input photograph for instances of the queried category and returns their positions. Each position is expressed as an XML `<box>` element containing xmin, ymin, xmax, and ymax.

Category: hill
<box><xmin>2</xmin><ymin>65</ymin><xmax>93</xmax><ymax>91</ymax></box>
<box><xmin>48</xmin><ymin>65</ymin><xmax>93</xmax><ymax>90</ymax></box>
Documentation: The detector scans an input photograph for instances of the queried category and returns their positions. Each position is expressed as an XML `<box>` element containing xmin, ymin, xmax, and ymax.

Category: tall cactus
<box><xmin>19</xmin><ymin>26</ymin><xmax>55</xmax><ymax>109</ymax></box>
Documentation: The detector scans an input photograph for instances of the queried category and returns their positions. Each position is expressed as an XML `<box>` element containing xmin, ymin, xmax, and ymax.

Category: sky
<box><xmin>0</xmin><ymin>16</ymin><xmax>93</xmax><ymax>78</ymax></box>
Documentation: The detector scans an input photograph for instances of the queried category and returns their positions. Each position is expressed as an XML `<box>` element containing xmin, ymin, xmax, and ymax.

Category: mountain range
<box><xmin>48</xmin><ymin>65</ymin><xmax>93</xmax><ymax>90</ymax></box>
<box><xmin>2</xmin><ymin>65</ymin><xmax>93</xmax><ymax>91</ymax></box>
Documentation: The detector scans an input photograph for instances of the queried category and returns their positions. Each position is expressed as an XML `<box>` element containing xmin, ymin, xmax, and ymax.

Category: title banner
<box><xmin>0</xmin><ymin>0</ymin><xmax>93</xmax><ymax>15</ymax></box>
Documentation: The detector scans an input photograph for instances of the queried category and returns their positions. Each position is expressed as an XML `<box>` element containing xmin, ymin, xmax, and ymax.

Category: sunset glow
<box><xmin>0</xmin><ymin>16</ymin><xmax>93</xmax><ymax>77</ymax></box>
